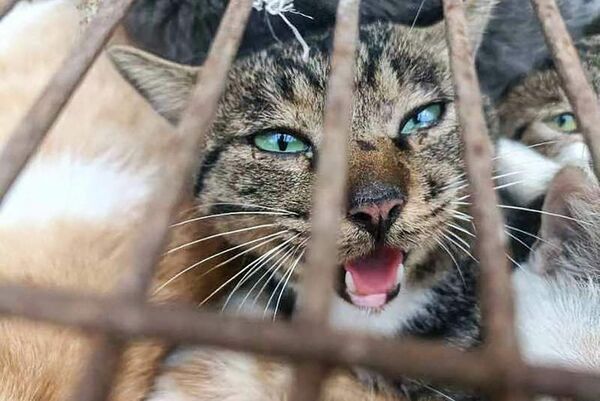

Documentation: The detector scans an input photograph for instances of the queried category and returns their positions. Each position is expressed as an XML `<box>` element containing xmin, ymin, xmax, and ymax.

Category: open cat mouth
<box><xmin>340</xmin><ymin>247</ymin><xmax>404</xmax><ymax>310</ymax></box>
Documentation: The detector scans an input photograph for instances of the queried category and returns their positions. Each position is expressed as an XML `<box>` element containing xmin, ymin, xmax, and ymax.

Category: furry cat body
<box><xmin>514</xmin><ymin>167</ymin><xmax>600</xmax><ymax>372</ymax></box>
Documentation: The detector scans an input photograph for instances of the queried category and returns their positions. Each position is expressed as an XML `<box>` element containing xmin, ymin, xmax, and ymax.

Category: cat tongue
<box><xmin>344</xmin><ymin>247</ymin><xmax>403</xmax><ymax>296</ymax></box>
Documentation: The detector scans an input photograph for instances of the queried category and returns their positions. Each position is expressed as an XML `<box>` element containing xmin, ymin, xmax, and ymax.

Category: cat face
<box><xmin>496</xmin><ymin>68</ymin><xmax>591</xmax><ymax>165</ymax></box>
<box><xmin>494</xmin><ymin>36</ymin><xmax>600</xmax><ymax>207</ymax></box>
<box><xmin>496</xmin><ymin>35</ymin><xmax>600</xmax><ymax>168</ymax></box>
<box><xmin>110</xmin><ymin>2</ymin><xmax>494</xmax><ymax>321</ymax></box>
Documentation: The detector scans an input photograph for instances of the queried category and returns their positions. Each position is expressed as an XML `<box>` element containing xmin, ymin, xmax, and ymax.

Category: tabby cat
<box><xmin>495</xmin><ymin>35</ymin><xmax>599</xmax><ymax>206</ymax></box>
<box><xmin>109</xmin><ymin>1</ymin><xmax>497</xmax><ymax>400</ymax></box>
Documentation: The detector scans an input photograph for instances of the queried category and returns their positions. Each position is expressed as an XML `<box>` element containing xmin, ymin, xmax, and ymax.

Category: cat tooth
<box><xmin>396</xmin><ymin>264</ymin><xmax>404</xmax><ymax>284</ymax></box>
<box><xmin>345</xmin><ymin>271</ymin><xmax>356</xmax><ymax>292</ymax></box>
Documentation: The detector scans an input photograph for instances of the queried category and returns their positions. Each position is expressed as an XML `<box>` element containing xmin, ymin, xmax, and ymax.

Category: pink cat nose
<box><xmin>347</xmin><ymin>182</ymin><xmax>406</xmax><ymax>239</ymax></box>
<box><xmin>348</xmin><ymin>199</ymin><xmax>405</xmax><ymax>229</ymax></box>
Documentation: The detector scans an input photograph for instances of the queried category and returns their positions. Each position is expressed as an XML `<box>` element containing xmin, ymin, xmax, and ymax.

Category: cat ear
<box><xmin>108</xmin><ymin>46</ymin><xmax>200</xmax><ymax>124</ymax></box>
<box><xmin>539</xmin><ymin>166</ymin><xmax>589</xmax><ymax>243</ymax></box>
<box><xmin>425</xmin><ymin>0</ymin><xmax>497</xmax><ymax>56</ymax></box>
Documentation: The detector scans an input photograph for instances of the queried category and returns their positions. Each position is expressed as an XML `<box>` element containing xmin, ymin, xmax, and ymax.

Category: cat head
<box><xmin>495</xmin><ymin>34</ymin><xmax>600</xmax><ymax>171</ymax></box>
<box><xmin>493</xmin><ymin>35</ymin><xmax>600</xmax><ymax>206</ymax></box>
<box><xmin>109</xmin><ymin>2</ymin><xmax>495</xmax><ymax>321</ymax></box>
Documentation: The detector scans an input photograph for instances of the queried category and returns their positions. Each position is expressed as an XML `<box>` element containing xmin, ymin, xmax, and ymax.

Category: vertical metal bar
<box><xmin>288</xmin><ymin>0</ymin><xmax>360</xmax><ymax>400</ymax></box>
<box><xmin>0</xmin><ymin>0</ymin><xmax>136</xmax><ymax>206</ymax></box>
<box><xmin>0</xmin><ymin>0</ymin><xmax>19</xmax><ymax>20</ymax></box>
<box><xmin>66</xmin><ymin>1</ymin><xmax>254</xmax><ymax>401</ymax></box>
<box><xmin>531</xmin><ymin>0</ymin><xmax>600</xmax><ymax>180</ymax></box>
<box><xmin>442</xmin><ymin>1</ymin><xmax>525</xmax><ymax>401</ymax></box>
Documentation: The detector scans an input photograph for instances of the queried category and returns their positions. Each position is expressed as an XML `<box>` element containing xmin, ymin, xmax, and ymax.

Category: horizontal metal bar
<box><xmin>289</xmin><ymin>0</ymin><xmax>360</xmax><ymax>399</ymax></box>
<box><xmin>0</xmin><ymin>283</ymin><xmax>599</xmax><ymax>399</ymax></box>
<box><xmin>531</xmin><ymin>0</ymin><xmax>600</xmax><ymax>180</ymax></box>
<box><xmin>0</xmin><ymin>283</ymin><xmax>492</xmax><ymax>390</ymax></box>
<box><xmin>0</xmin><ymin>0</ymin><xmax>136</xmax><ymax>207</ymax></box>
<box><xmin>442</xmin><ymin>1</ymin><xmax>525</xmax><ymax>400</ymax></box>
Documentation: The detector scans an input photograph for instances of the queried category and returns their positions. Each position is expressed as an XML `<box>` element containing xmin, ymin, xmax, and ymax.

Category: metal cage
<box><xmin>0</xmin><ymin>0</ymin><xmax>599</xmax><ymax>400</ymax></box>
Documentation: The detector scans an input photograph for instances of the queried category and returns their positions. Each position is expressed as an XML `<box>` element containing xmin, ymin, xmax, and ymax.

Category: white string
<box><xmin>253</xmin><ymin>0</ymin><xmax>312</xmax><ymax>61</ymax></box>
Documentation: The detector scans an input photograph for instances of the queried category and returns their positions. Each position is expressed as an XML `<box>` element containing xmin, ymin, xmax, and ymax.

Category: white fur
<box><xmin>0</xmin><ymin>155</ymin><xmax>153</xmax><ymax>226</ymax></box>
<box><xmin>147</xmin><ymin>377</ymin><xmax>192</xmax><ymax>401</ymax></box>
<box><xmin>514</xmin><ymin>269</ymin><xmax>600</xmax><ymax>371</ymax></box>
<box><xmin>0</xmin><ymin>0</ymin><xmax>70</xmax><ymax>54</ymax></box>
<box><xmin>149</xmin><ymin>348</ymin><xmax>285</xmax><ymax>401</ymax></box>
<box><xmin>329</xmin><ymin>284</ymin><xmax>433</xmax><ymax>335</ymax></box>
<box><xmin>555</xmin><ymin>141</ymin><xmax>591</xmax><ymax>167</ymax></box>
<box><xmin>495</xmin><ymin>138</ymin><xmax>561</xmax><ymax>205</ymax></box>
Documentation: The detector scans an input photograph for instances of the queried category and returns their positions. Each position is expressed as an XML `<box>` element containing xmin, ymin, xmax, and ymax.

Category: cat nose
<box><xmin>348</xmin><ymin>182</ymin><xmax>406</xmax><ymax>238</ymax></box>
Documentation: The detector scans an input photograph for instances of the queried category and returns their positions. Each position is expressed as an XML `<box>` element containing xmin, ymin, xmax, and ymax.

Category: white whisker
<box><xmin>450</xmin><ymin>171</ymin><xmax>524</xmax><ymax>192</ymax></box>
<box><xmin>251</xmin><ymin>238</ymin><xmax>308</xmax><ymax>310</ymax></box>
<box><xmin>272</xmin><ymin>248</ymin><xmax>305</xmax><ymax>320</ymax></box>
<box><xmin>441</xmin><ymin>232</ymin><xmax>478</xmax><ymax>263</ymax></box>
<box><xmin>435</xmin><ymin>237</ymin><xmax>466</xmax><ymax>287</ymax></box>
<box><xmin>171</xmin><ymin>211</ymin><xmax>292</xmax><ymax>228</ymax></box>
<box><xmin>447</xmin><ymin>222</ymin><xmax>475</xmax><ymax>238</ymax></box>
<box><xmin>492</xmin><ymin>139</ymin><xmax>561</xmax><ymax>161</ymax></box>
<box><xmin>505</xmin><ymin>252</ymin><xmax>525</xmax><ymax>271</ymax></box>
<box><xmin>200</xmin><ymin>234</ymin><xmax>301</xmax><ymax>306</ymax></box>
<box><xmin>457</xmin><ymin>180</ymin><xmax>526</xmax><ymax>201</ymax></box>
<box><xmin>497</xmin><ymin>204</ymin><xmax>590</xmax><ymax>225</ymax></box>
<box><xmin>155</xmin><ymin>230</ymin><xmax>288</xmax><ymax>294</ymax></box>
<box><xmin>409</xmin><ymin>0</ymin><xmax>427</xmax><ymax>31</ymax></box>
<box><xmin>443</xmin><ymin>228</ymin><xmax>471</xmax><ymax>250</ymax></box>
<box><xmin>166</xmin><ymin>223</ymin><xmax>277</xmax><ymax>255</ymax></box>
<box><xmin>197</xmin><ymin>202</ymin><xmax>298</xmax><ymax>215</ymax></box>
<box><xmin>504</xmin><ymin>224</ymin><xmax>555</xmax><ymax>247</ymax></box>
<box><xmin>222</xmin><ymin>233</ymin><xmax>302</xmax><ymax>311</ymax></box>
<box><xmin>236</xmin><ymin>239</ymin><xmax>306</xmax><ymax>313</ymax></box>
<box><xmin>504</xmin><ymin>229</ymin><xmax>533</xmax><ymax>252</ymax></box>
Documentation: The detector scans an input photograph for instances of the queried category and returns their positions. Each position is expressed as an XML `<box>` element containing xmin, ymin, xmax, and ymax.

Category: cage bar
<box><xmin>66</xmin><ymin>0</ymin><xmax>253</xmax><ymax>400</ymax></box>
<box><xmin>0</xmin><ymin>1</ymin><xmax>599</xmax><ymax>401</ymax></box>
<box><xmin>531</xmin><ymin>0</ymin><xmax>600</xmax><ymax>180</ymax></box>
<box><xmin>0</xmin><ymin>0</ymin><xmax>136</xmax><ymax>206</ymax></box>
<box><xmin>442</xmin><ymin>1</ymin><xmax>526</xmax><ymax>400</ymax></box>
<box><xmin>1</xmin><ymin>282</ymin><xmax>600</xmax><ymax>399</ymax></box>
<box><xmin>288</xmin><ymin>0</ymin><xmax>360</xmax><ymax>400</ymax></box>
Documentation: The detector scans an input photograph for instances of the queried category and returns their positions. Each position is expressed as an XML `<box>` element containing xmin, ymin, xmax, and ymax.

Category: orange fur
<box><xmin>0</xmin><ymin>2</ymin><xmax>233</xmax><ymax>400</ymax></box>
<box><xmin>0</xmin><ymin>3</ymin><xmax>406</xmax><ymax>401</ymax></box>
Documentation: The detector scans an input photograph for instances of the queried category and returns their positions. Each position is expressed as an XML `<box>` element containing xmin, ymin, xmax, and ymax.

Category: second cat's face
<box><xmin>497</xmin><ymin>68</ymin><xmax>591</xmax><ymax>165</ymax></box>
<box><xmin>497</xmin><ymin>34</ymin><xmax>600</xmax><ymax>167</ymax></box>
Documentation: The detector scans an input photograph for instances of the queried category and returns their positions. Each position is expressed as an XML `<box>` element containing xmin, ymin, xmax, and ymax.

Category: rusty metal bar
<box><xmin>288</xmin><ymin>0</ymin><xmax>360</xmax><ymax>400</ymax></box>
<box><xmin>531</xmin><ymin>0</ymin><xmax>600</xmax><ymax>180</ymax></box>
<box><xmin>442</xmin><ymin>1</ymin><xmax>526</xmax><ymax>401</ymax></box>
<box><xmin>293</xmin><ymin>0</ymin><xmax>360</xmax><ymax>325</ymax></box>
<box><xmin>0</xmin><ymin>0</ymin><xmax>136</xmax><ymax>207</ymax></box>
<box><xmin>0</xmin><ymin>283</ymin><xmax>495</xmax><ymax>391</ymax></box>
<box><xmin>0</xmin><ymin>0</ymin><xmax>19</xmax><ymax>20</ymax></box>
<box><xmin>1</xmin><ymin>283</ymin><xmax>600</xmax><ymax>400</ymax></box>
<box><xmin>66</xmin><ymin>1</ymin><xmax>254</xmax><ymax>400</ymax></box>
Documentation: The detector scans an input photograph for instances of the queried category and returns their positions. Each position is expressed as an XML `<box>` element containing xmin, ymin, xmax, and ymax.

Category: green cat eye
<box><xmin>545</xmin><ymin>112</ymin><xmax>577</xmax><ymax>133</ymax></box>
<box><xmin>400</xmin><ymin>103</ymin><xmax>444</xmax><ymax>135</ymax></box>
<box><xmin>253</xmin><ymin>131</ymin><xmax>310</xmax><ymax>154</ymax></box>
